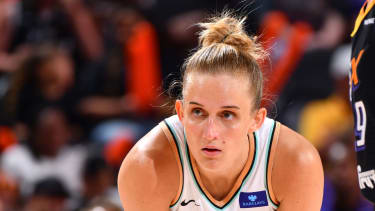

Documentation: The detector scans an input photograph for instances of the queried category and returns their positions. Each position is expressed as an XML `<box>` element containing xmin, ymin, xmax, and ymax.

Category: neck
<box><xmin>195</xmin><ymin>136</ymin><xmax>250</xmax><ymax>200</ymax></box>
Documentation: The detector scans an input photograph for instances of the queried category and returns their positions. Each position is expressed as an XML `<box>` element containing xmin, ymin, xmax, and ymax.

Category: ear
<box><xmin>175</xmin><ymin>100</ymin><xmax>184</xmax><ymax>123</ymax></box>
<box><xmin>249</xmin><ymin>107</ymin><xmax>267</xmax><ymax>132</ymax></box>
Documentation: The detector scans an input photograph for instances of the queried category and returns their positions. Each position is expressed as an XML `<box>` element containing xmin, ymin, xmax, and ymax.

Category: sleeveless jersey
<box><xmin>159</xmin><ymin>115</ymin><xmax>280</xmax><ymax>211</ymax></box>
<box><xmin>351</xmin><ymin>0</ymin><xmax>375</xmax><ymax>202</ymax></box>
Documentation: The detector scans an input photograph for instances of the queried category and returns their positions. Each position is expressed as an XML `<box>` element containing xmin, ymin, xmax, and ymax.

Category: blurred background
<box><xmin>0</xmin><ymin>0</ymin><xmax>370</xmax><ymax>210</ymax></box>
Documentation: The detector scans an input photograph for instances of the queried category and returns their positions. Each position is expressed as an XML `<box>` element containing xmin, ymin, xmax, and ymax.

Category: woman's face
<box><xmin>176</xmin><ymin>71</ymin><xmax>265</xmax><ymax>170</ymax></box>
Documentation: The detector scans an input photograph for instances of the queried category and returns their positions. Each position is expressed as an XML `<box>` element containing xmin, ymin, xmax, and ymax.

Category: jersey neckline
<box><xmin>185</xmin><ymin>133</ymin><xmax>258</xmax><ymax>209</ymax></box>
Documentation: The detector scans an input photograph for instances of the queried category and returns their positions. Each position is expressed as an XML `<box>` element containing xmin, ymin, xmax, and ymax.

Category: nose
<box><xmin>202</xmin><ymin>118</ymin><xmax>219</xmax><ymax>141</ymax></box>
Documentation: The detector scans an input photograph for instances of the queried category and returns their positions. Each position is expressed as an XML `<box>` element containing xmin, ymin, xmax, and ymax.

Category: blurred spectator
<box><xmin>1</xmin><ymin>107</ymin><xmax>87</xmax><ymax>198</ymax></box>
<box><xmin>321</xmin><ymin>135</ymin><xmax>373</xmax><ymax>211</ymax></box>
<box><xmin>10</xmin><ymin>0</ymin><xmax>103</xmax><ymax>62</ymax></box>
<box><xmin>5</xmin><ymin>45</ymin><xmax>77</xmax><ymax>141</ymax></box>
<box><xmin>260</xmin><ymin>3</ymin><xmax>348</xmax><ymax>129</ymax></box>
<box><xmin>0</xmin><ymin>0</ymin><xmax>105</xmax><ymax>128</ymax></box>
<box><xmin>78</xmin><ymin>8</ymin><xmax>162</xmax><ymax>118</ymax></box>
<box><xmin>0</xmin><ymin>0</ymin><xmax>104</xmax><ymax>117</ymax></box>
<box><xmin>73</xmin><ymin>155</ymin><xmax>120</xmax><ymax>210</ymax></box>
<box><xmin>77</xmin><ymin>7</ymin><xmax>164</xmax><ymax>148</ymax></box>
<box><xmin>23</xmin><ymin>177</ymin><xmax>70</xmax><ymax>211</ymax></box>
<box><xmin>260</xmin><ymin>10</ymin><xmax>314</xmax><ymax>100</ymax></box>
<box><xmin>298</xmin><ymin>44</ymin><xmax>352</xmax><ymax>149</ymax></box>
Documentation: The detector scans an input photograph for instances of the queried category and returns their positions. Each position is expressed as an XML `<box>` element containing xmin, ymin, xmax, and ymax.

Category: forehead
<box><xmin>183</xmin><ymin>72</ymin><xmax>252</xmax><ymax>107</ymax></box>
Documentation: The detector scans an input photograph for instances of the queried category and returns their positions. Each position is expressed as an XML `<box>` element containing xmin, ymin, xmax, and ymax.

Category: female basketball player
<box><xmin>118</xmin><ymin>12</ymin><xmax>324</xmax><ymax>210</ymax></box>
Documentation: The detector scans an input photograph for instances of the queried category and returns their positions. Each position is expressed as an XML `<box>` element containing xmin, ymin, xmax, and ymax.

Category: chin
<box><xmin>197</xmin><ymin>157</ymin><xmax>223</xmax><ymax>170</ymax></box>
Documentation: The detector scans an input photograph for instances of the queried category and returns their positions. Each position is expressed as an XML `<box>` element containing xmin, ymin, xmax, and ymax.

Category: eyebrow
<box><xmin>189</xmin><ymin>101</ymin><xmax>240</xmax><ymax>110</ymax></box>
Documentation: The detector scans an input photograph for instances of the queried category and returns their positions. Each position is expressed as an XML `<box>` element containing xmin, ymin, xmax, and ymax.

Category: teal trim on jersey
<box><xmin>185</xmin><ymin>133</ymin><xmax>258</xmax><ymax>210</ymax></box>
<box><xmin>228</xmin><ymin>133</ymin><xmax>259</xmax><ymax>209</ymax></box>
<box><xmin>264</xmin><ymin>120</ymin><xmax>279</xmax><ymax>208</ymax></box>
<box><xmin>183</xmin><ymin>133</ymin><xmax>217</xmax><ymax>209</ymax></box>
<box><xmin>164</xmin><ymin>120</ymin><xmax>184</xmax><ymax>208</ymax></box>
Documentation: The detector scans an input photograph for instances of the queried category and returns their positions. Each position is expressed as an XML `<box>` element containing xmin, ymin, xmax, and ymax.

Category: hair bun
<box><xmin>198</xmin><ymin>12</ymin><xmax>266</xmax><ymax>61</ymax></box>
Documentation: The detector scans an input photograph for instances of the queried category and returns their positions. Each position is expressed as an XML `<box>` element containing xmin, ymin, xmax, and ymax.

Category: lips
<box><xmin>202</xmin><ymin>148</ymin><xmax>220</xmax><ymax>152</ymax></box>
<box><xmin>201</xmin><ymin>146</ymin><xmax>222</xmax><ymax>157</ymax></box>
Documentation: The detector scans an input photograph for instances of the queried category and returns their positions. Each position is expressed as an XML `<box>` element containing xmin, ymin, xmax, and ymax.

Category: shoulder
<box><xmin>117</xmin><ymin>122</ymin><xmax>180</xmax><ymax>210</ymax></box>
<box><xmin>275</xmin><ymin>124</ymin><xmax>322</xmax><ymax>169</ymax></box>
<box><xmin>271</xmin><ymin>124</ymin><xmax>323</xmax><ymax>210</ymax></box>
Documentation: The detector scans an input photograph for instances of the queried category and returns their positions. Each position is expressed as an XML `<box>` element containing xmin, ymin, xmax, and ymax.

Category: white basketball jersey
<box><xmin>159</xmin><ymin>115</ymin><xmax>281</xmax><ymax>211</ymax></box>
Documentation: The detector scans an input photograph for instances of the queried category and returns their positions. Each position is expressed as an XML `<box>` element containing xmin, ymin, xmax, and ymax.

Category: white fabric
<box><xmin>1</xmin><ymin>144</ymin><xmax>87</xmax><ymax>197</ymax></box>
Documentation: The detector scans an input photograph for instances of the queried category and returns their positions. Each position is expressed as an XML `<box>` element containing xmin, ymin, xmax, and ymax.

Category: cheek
<box><xmin>223</xmin><ymin>120</ymin><xmax>242</xmax><ymax>131</ymax></box>
<box><xmin>224</xmin><ymin>130</ymin><xmax>246</xmax><ymax>145</ymax></box>
<box><xmin>182</xmin><ymin>118</ymin><xmax>200</xmax><ymax>144</ymax></box>
<box><xmin>184</xmin><ymin>120</ymin><xmax>202</xmax><ymax>141</ymax></box>
<box><xmin>224</xmin><ymin>118</ymin><xmax>249</xmax><ymax>134</ymax></box>
<box><xmin>223</xmin><ymin>122</ymin><xmax>251</xmax><ymax>144</ymax></box>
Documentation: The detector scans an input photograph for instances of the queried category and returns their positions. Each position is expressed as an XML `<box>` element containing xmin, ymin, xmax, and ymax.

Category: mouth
<box><xmin>201</xmin><ymin>147</ymin><xmax>222</xmax><ymax>157</ymax></box>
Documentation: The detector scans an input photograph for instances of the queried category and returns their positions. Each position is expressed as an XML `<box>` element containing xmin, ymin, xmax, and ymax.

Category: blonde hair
<box><xmin>181</xmin><ymin>11</ymin><xmax>267</xmax><ymax>109</ymax></box>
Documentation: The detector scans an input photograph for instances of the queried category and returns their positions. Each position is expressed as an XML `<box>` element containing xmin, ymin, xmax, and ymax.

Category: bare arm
<box><xmin>59</xmin><ymin>0</ymin><xmax>103</xmax><ymax>61</ymax></box>
<box><xmin>0</xmin><ymin>2</ymin><xmax>12</xmax><ymax>52</ymax></box>
<box><xmin>0</xmin><ymin>2</ymin><xmax>30</xmax><ymax>72</ymax></box>
<box><xmin>117</xmin><ymin>125</ymin><xmax>180</xmax><ymax>211</ymax></box>
<box><xmin>273</xmin><ymin>125</ymin><xmax>324</xmax><ymax>211</ymax></box>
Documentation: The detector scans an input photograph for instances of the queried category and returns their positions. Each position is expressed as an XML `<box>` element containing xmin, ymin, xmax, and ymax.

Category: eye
<box><xmin>192</xmin><ymin>108</ymin><xmax>204</xmax><ymax>117</ymax></box>
<box><xmin>222</xmin><ymin>111</ymin><xmax>235</xmax><ymax>120</ymax></box>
